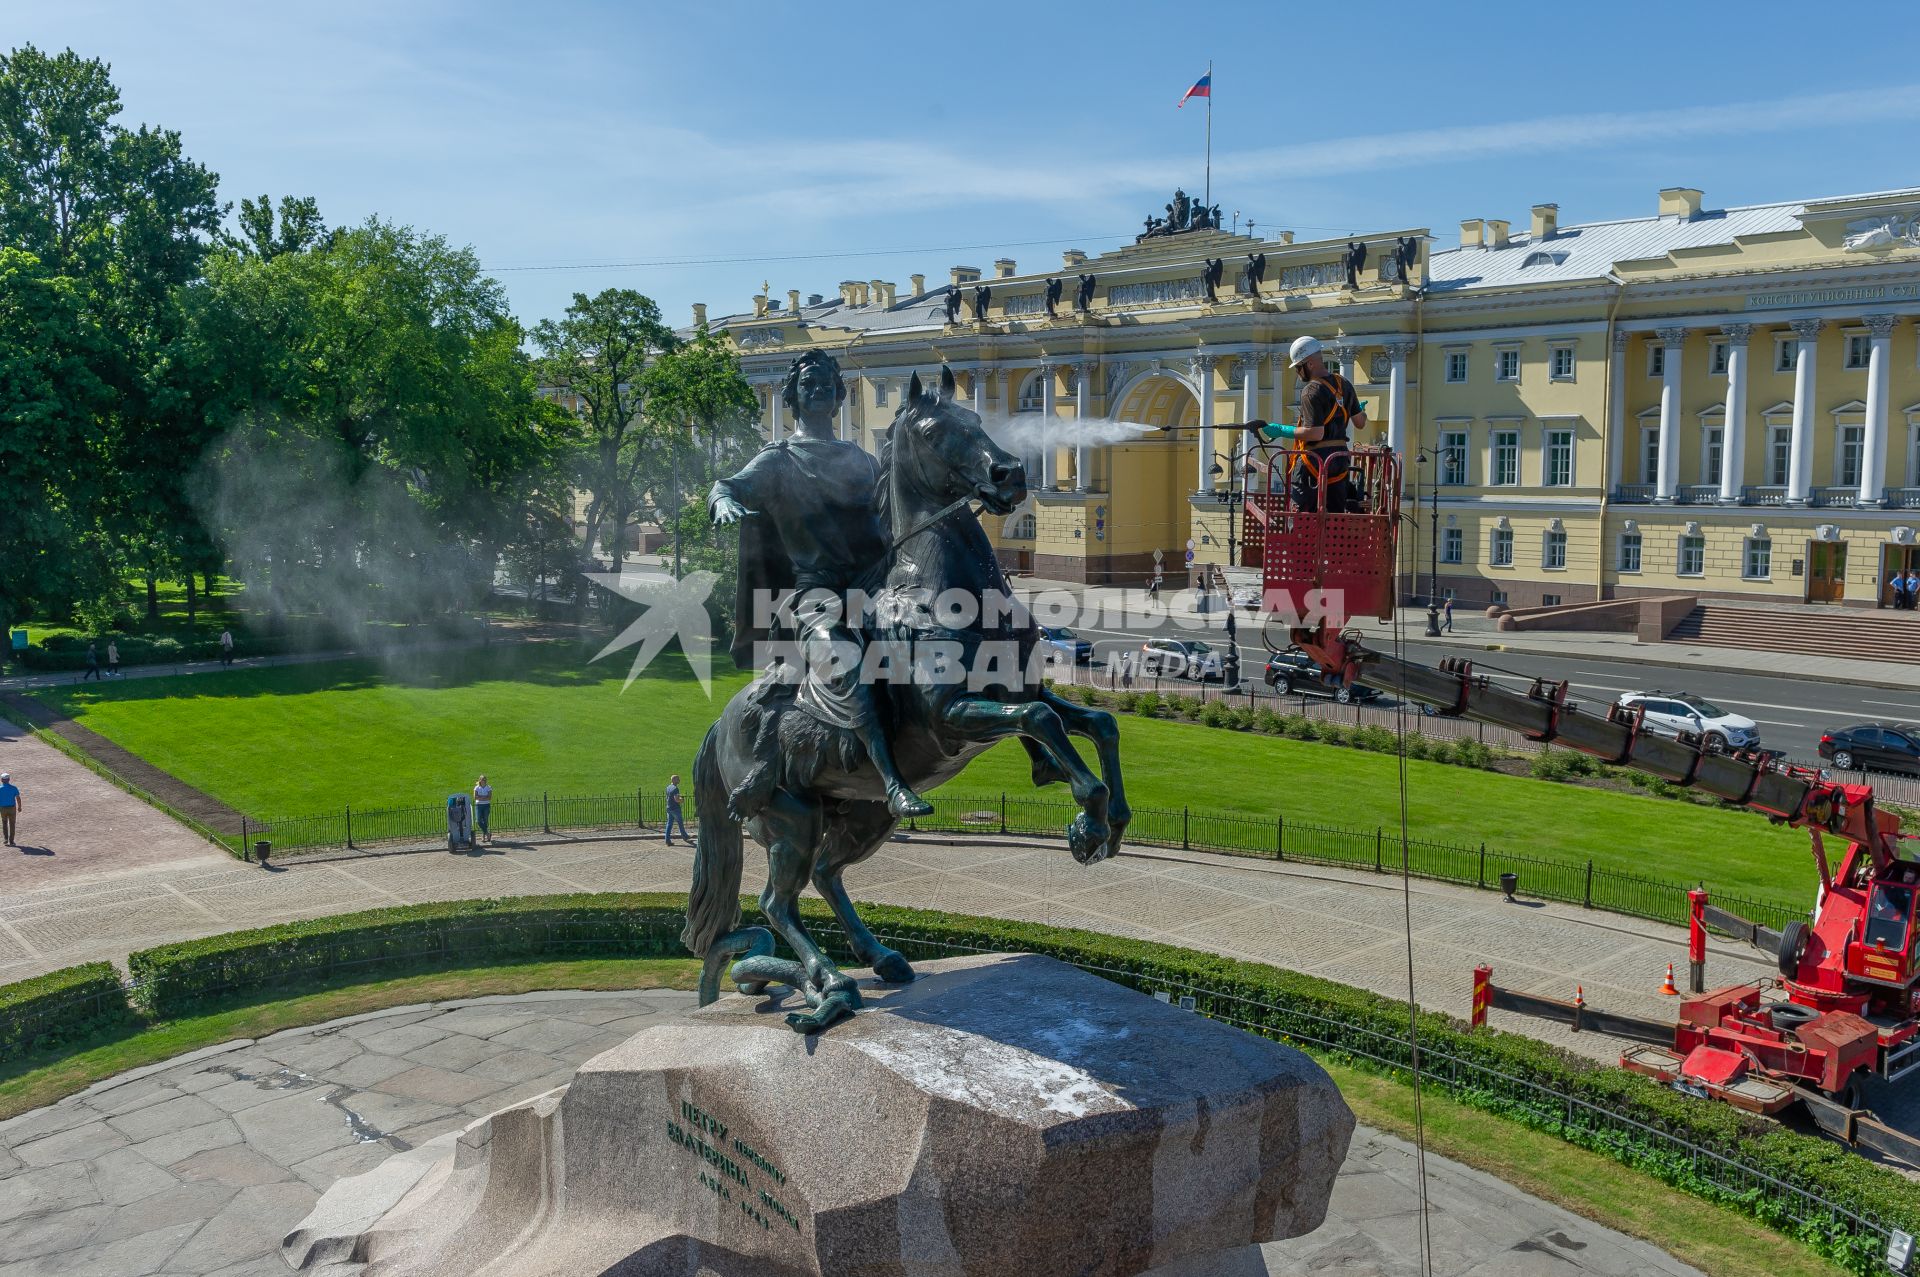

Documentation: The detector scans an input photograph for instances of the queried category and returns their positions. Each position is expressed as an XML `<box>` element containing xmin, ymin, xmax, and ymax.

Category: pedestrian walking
<box><xmin>106</xmin><ymin>640</ymin><xmax>120</xmax><ymax>677</ymax></box>
<box><xmin>82</xmin><ymin>642</ymin><xmax>102</xmax><ymax>681</ymax></box>
<box><xmin>219</xmin><ymin>628</ymin><xmax>235</xmax><ymax>666</ymax></box>
<box><xmin>472</xmin><ymin>774</ymin><xmax>493</xmax><ymax>844</ymax></box>
<box><xmin>1890</xmin><ymin>570</ymin><xmax>1907</xmax><ymax>610</ymax></box>
<box><xmin>0</xmin><ymin>773</ymin><xmax>18</xmax><ymax>846</ymax></box>
<box><xmin>1146</xmin><ymin>574</ymin><xmax>1161</xmax><ymax>602</ymax></box>
<box><xmin>664</xmin><ymin>773</ymin><xmax>688</xmax><ymax>845</ymax></box>
<box><xmin>1442</xmin><ymin>597</ymin><xmax>1454</xmax><ymax>632</ymax></box>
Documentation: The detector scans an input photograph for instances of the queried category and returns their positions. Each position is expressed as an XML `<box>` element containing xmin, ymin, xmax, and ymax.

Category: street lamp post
<box><xmin>1209</xmin><ymin>445</ymin><xmax>1247</xmax><ymax>690</ymax></box>
<box><xmin>1414</xmin><ymin>449</ymin><xmax>1442</xmax><ymax>637</ymax></box>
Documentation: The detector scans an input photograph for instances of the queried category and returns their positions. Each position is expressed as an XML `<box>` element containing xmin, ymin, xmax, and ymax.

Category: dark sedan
<box><xmin>1263</xmin><ymin>647</ymin><xmax>1379</xmax><ymax>703</ymax></box>
<box><xmin>1818</xmin><ymin>723</ymin><xmax>1920</xmax><ymax>776</ymax></box>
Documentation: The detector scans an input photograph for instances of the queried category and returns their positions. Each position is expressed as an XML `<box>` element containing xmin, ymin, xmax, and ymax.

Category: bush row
<box><xmin>1065</xmin><ymin>685</ymin><xmax>1502</xmax><ymax>770</ymax></box>
<box><xmin>13</xmin><ymin>632</ymin><xmax>304</xmax><ymax>671</ymax></box>
<box><xmin>77</xmin><ymin>894</ymin><xmax>1911</xmax><ymax>1270</ymax></box>
<box><xmin>0</xmin><ymin>961</ymin><xmax>136</xmax><ymax>1058</ymax></box>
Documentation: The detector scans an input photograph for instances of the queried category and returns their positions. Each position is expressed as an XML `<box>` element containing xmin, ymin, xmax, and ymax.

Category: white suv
<box><xmin>1616</xmin><ymin>691</ymin><xmax>1760</xmax><ymax>753</ymax></box>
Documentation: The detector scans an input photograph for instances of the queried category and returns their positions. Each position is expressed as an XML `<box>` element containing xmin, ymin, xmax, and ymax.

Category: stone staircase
<box><xmin>1665</xmin><ymin>604</ymin><xmax>1920</xmax><ymax>664</ymax></box>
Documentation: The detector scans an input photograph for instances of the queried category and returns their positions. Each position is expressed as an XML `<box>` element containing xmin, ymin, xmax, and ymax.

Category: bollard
<box><xmin>1182</xmin><ymin>806</ymin><xmax>1190</xmax><ymax>850</ymax></box>
<box><xmin>1471</xmin><ymin>965</ymin><xmax>1492</xmax><ymax>1029</ymax></box>
<box><xmin>543</xmin><ymin>791</ymin><xmax>550</xmax><ymax>833</ymax></box>
<box><xmin>345</xmin><ymin>805</ymin><xmax>354</xmax><ymax>850</ymax></box>
<box><xmin>1687</xmin><ymin>887</ymin><xmax>1708</xmax><ymax>993</ymax></box>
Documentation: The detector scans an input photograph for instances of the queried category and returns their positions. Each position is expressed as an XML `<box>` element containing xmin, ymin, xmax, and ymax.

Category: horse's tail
<box><xmin>681</xmin><ymin>723</ymin><xmax>743</xmax><ymax>958</ymax></box>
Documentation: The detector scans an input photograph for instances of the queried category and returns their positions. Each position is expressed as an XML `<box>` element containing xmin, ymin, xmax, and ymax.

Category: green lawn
<box><xmin>33</xmin><ymin>642</ymin><xmax>1815</xmax><ymax>900</ymax></box>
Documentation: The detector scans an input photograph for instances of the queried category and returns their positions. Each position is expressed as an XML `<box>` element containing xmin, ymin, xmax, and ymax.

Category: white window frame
<box><xmin>1708</xmin><ymin>338</ymin><xmax>1729</xmax><ymax>376</ymax></box>
<box><xmin>1617</xmin><ymin>531</ymin><xmax>1642</xmax><ymax>573</ymax></box>
<box><xmin>1743</xmin><ymin>536</ymin><xmax>1772</xmax><ymax>581</ymax></box>
<box><xmin>1647</xmin><ymin>344</ymin><xmax>1666</xmax><ymax>378</ymax></box>
<box><xmin>1489</xmin><ymin>427</ymin><xmax>1520</xmax><ymax>486</ymax></box>
<box><xmin>1015</xmin><ymin>374</ymin><xmax>1045</xmax><ymax>414</ymax></box>
<box><xmin>1909</xmin><ymin>419</ymin><xmax>1920</xmax><ymax>487</ymax></box>
<box><xmin>1490</xmin><ymin>527</ymin><xmax>1514</xmax><ymax>567</ymax></box>
<box><xmin>1678</xmin><ymin>533</ymin><xmax>1706</xmax><ymax>577</ymax></box>
<box><xmin>1639</xmin><ymin>425</ymin><xmax>1660</xmax><ymax>485</ymax></box>
<box><xmin>1495</xmin><ymin>346</ymin><xmax>1521</xmax><ymax>383</ymax></box>
<box><xmin>1543</xmin><ymin>427</ymin><xmax>1574</xmax><ymax>486</ymax></box>
<box><xmin>1440</xmin><ymin>527</ymin><xmax>1464</xmax><ymax>564</ymax></box>
<box><xmin>1444</xmin><ymin>350</ymin><xmax>1468</xmax><ymax>383</ymax></box>
<box><xmin>1844</xmin><ymin>330</ymin><xmax>1870</xmax><ymax>370</ymax></box>
<box><xmin>1766</xmin><ymin>423</ymin><xmax>1792</xmax><ymax>486</ymax></box>
<box><xmin>1549</xmin><ymin>345</ymin><xmax>1576</xmax><ymax>382</ymax></box>
<box><xmin>1836</xmin><ymin>422</ymin><xmax>1865</xmax><ymax>488</ymax></box>
<box><xmin>1490</xmin><ymin>587</ymin><xmax>1509</xmax><ymax>606</ymax></box>
<box><xmin>1542</xmin><ymin>529</ymin><xmax>1568</xmax><ymax>571</ymax></box>
<box><xmin>1701</xmin><ymin>425</ymin><xmax>1723</xmax><ymax>487</ymax></box>
<box><xmin>1775</xmin><ymin>334</ymin><xmax>1799</xmax><ymax>373</ymax></box>
<box><xmin>873</xmin><ymin>380</ymin><xmax>890</xmax><ymax>407</ymax></box>
<box><xmin>1438</xmin><ymin>428</ymin><xmax>1470</xmax><ymax>485</ymax></box>
<box><xmin>1541</xmin><ymin>593</ymin><xmax>1562</xmax><ymax>607</ymax></box>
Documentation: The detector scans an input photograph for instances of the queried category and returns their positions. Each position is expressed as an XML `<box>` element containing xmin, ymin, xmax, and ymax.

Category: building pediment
<box><xmin>1798</xmin><ymin>193</ymin><xmax>1920</xmax><ymax>253</ymax></box>
<box><xmin>1759</xmin><ymin>400</ymin><xmax>1796</xmax><ymax>418</ymax></box>
<box><xmin>1830</xmin><ymin>399</ymin><xmax>1869</xmax><ymax>416</ymax></box>
<box><xmin>1696</xmin><ymin>402</ymin><xmax>1726</xmax><ymax>419</ymax></box>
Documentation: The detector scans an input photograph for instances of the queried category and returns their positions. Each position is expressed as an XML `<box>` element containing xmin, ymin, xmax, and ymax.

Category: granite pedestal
<box><xmin>285</xmin><ymin>952</ymin><xmax>1354</xmax><ymax>1276</ymax></box>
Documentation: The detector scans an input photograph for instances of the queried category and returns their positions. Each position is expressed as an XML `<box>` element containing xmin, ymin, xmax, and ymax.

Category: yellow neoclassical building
<box><xmin>702</xmin><ymin>183</ymin><xmax>1920</xmax><ymax>608</ymax></box>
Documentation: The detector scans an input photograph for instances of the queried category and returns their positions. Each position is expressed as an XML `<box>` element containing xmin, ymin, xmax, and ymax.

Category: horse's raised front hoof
<box><xmin>871</xmin><ymin>949</ymin><xmax>915</xmax><ymax>984</ymax></box>
<box><xmin>786</xmin><ymin>990</ymin><xmax>859</xmax><ymax>1034</ymax></box>
<box><xmin>1067</xmin><ymin>812</ymin><xmax>1109</xmax><ymax>865</ymax></box>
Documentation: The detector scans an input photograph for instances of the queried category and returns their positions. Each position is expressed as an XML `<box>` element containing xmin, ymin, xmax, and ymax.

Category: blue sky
<box><xmin>12</xmin><ymin>1</ymin><xmax>1920</xmax><ymax>330</ymax></box>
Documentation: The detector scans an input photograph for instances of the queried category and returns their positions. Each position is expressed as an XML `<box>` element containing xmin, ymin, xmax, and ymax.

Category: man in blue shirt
<box><xmin>664</xmin><ymin>774</ymin><xmax>687</xmax><ymax>845</ymax></box>
<box><xmin>0</xmin><ymin>772</ymin><xmax>20</xmax><ymax>846</ymax></box>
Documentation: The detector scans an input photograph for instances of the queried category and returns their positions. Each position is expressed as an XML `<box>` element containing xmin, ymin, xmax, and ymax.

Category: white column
<box><xmin>1718</xmin><ymin>324</ymin><xmax>1750</xmax><ymax>504</ymax></box>
<box><xmin>1654</xmin><ymin>327</ymin><xmax>1686</xmax><ymax>502</ymax></box>
<box><xmin>838</xmin><ymin>378</ymin><xmax>853</xmax><ymax>442</ymax></box>
<box><xmin>1787</xmin><ymin>319</ymin><xmax>1823</xmax><ymax>505</ymax></box>
<box><xmin>1607</xmin><ymin>330</ymin><xmax>1628</xmax><ymax>493</ymax></box>
<box><xmin>1385</xmin><ymin>342</ymin><xmax>1412</xmax><ymax>456</ymax></box>
<box><xmin>1191</xmin><ymin>354</ymin><xmax>1216</xmax><ymax>493</ymax></box>
<box><xmin>766</xmin><ymin>385</ymin><xmax>782</xmax><ymax>441</ymax></box>
<box><xmin>1039</xmin><ymin>363</ymin><xmax>1059</xmax><ymax>490</ymax></box>
<box><xmin>1863</xmin><ymin>315</ymin><xmax>1896</xmax><ymax>506</ymax></box>
<box><xmin>1072</xmin><ymin>361</ymin><xmax>1091</xmax><ymax>491</ymax></box>
<box><xmin>971</xmin><ymin>367</ymin><xmax>985</xmax><ymax>416</ymax></box>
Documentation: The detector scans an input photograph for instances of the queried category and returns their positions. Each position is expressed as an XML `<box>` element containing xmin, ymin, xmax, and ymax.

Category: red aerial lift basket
<box><xmin>1241</xmin><ymin>446</ymin><xmax>1401</xmax><ymax>624</ymax></box>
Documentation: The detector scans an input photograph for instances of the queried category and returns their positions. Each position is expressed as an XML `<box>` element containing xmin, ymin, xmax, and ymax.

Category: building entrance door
<box><xmin>1881</xmin><ymin>544</ymin><xmax>1920</xmax><ymax>608</ymax></box>
<box><xmin>1808</xmin><ymin>541</ymin><xmax>1848</xmax><ymax>604</ymax></box>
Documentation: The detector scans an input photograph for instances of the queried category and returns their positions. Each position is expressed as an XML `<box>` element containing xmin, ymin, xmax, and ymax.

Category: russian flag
<box><xmin>1178</xmin><ymin>73</ymin><xmax>1211</xmax><ymax>108</ymax></box>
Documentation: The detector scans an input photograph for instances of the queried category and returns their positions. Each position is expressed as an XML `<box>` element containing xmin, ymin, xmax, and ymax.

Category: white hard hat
<box><xmin>1287</xmin><ymin>335</ymin><xmax>1323</xmax><ymax>368</ymax></box>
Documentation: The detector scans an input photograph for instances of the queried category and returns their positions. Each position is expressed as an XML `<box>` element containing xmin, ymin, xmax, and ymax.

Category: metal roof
<box><xmin>1427</xmin><ymin>187</ymin><xmax>1920</xmax><ymax>292</ymax></box>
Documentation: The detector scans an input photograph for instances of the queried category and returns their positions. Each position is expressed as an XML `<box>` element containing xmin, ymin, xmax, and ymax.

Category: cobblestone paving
<box><xmin>0</xmin><ymin>990</ymin><xmax>1701</xmax><ymax>1277</ymax></box>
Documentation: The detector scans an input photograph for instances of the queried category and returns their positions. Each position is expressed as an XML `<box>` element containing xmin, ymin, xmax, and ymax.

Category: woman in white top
<box><xmin>473</xmin><ymin>775</ymin><xmax>493</xmax><ymax>843</ymax></box>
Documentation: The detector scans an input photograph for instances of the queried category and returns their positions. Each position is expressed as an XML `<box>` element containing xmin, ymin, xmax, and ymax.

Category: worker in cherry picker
<box><xmin>1247</xmin><ymin>335</ymin><xmax>1369</xmax><ymax>512</ymax></box>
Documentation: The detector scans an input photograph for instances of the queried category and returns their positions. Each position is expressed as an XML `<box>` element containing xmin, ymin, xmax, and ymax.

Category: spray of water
<box><xmin>974</xmin><ymin>411</ymin><xmax>1157</xmax><ymax>454</ymax></box>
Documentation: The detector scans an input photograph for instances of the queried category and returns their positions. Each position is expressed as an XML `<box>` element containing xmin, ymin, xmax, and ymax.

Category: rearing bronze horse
<box><xmin>683</xmin><ymin>367</ymin><xmax>1130</xmax><ymax>1031</ymax></box>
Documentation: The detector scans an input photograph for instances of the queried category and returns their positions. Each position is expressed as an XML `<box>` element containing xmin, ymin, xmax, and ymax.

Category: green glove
<box><xmin>1252</xmin><ymin>420</ymin><xmax>1297</xmax><ymax>440</ymax></box>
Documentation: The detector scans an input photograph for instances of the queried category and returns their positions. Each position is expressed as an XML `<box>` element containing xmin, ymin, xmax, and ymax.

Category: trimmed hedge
<box><xmin>0</xmin><ymin>962</ymin><xmax>135</xmax><ymax>1058</ymax></box>
<box><xmin>115</xmin><ymin>892</ymin><xmax>1914</xmax><ymax>1271</ymax></box>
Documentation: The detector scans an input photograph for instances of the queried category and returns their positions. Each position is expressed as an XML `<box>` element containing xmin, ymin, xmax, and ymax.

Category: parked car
<box><xmin>1819</xmin><ymin>724</ymin><xmax>1920</xmax><ymax>776</ymax></box>
<box><xmin>1263</xmin><ymin>647</ymin><xmax>1379</xmax><ymax>703</ymax></box>
<box><xmin>1230</xmin><ymin>585</ymin><xmax>1264</xmax><ymax>612</ymax></box>
<box><xmin>1138</xmin><ymin>637</ymin><xmax>1225</xmax><ymax>681</ymax></box>
<box><xmin>1037</xmin><ymin>626</ymin><xmax>1092</xmax><ymax>664</ymax></box>
<box><xmin>1616</xmin><ymin>691</ymin><xmax>1760</xmax><ymax>753</ymax></box>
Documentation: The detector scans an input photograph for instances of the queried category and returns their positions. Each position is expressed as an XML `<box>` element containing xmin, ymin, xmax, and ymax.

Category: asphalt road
<box><xmin>1061</xmin><ymin>618</ymin><xmax>1920</xmax><ymax>763</ymax></box>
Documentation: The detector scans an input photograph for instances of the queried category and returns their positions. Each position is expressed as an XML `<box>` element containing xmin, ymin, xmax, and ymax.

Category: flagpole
<box><xmin>1204</xmin><ymin>59</ymin><xmax>1213</xmax><ymax>213</ymax></box>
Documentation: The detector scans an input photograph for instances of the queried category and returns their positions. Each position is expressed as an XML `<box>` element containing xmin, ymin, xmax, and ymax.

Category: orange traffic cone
<box><xmin>1660</xmin><ymin>963</ymin><xmax>1679</xmax><ymax>996</ymax></box>
<box><xmin>1574</xmin><ymin>985</ymin><xmax>1585</xmax><ymax>1008</ymax></box>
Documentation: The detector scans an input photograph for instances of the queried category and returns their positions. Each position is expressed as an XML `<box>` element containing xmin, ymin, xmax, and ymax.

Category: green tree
<box><xmin>226</xmin><ymin>194</ymin><xmax>326</xmax><ymax>259</ymax></box>
<box><xmin>0</xmin><ymin>248</ymin><xmax>114</xmax><ymax>630</ymax></box>
<box><xmin>639</xmin><ymin>331</ymin><xmax>761</xmax><ymax>576</ymax></box>
<box><xmin>530</xmin><ymin>289</ymin><xmax>676</xmax><ymax>566</ymax></box>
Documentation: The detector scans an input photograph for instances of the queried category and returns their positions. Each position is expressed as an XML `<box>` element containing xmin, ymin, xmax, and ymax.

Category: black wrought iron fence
<box><xmin>242</xmin><ymin>787</ymin><xmax>1807</xmax><ymax>938</ymax></box>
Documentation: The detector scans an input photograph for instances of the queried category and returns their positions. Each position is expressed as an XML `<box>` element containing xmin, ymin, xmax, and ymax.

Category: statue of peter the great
<box><xmin>708</xmin><ymin>350</ymin><xmax>933</xmax><ymax>819</ymax></box>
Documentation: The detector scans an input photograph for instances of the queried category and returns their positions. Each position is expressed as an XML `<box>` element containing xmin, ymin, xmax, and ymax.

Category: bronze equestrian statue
<box><xmin>685</xmin><ymin>354</ymin><xmax>1129</xmax><ymax>1032</ymax></box>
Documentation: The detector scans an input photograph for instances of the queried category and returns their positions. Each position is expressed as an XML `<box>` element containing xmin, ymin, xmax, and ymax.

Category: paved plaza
<box><xmin>0</xmin><ymin>825</ymin><xmax>1776</xmax><ymax>1067</ymax></box>
<box><xmin>0</xmin><ymin>988</ymin><xmax>1702</xmax><ymax>1277</ymax></box>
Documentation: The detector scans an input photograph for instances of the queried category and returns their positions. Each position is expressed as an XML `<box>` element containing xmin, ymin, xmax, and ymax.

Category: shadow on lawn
<box><xmin>35</xmin><ymin>639</ymin><xmax>744</xmax><ymax>710</ymax></box>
